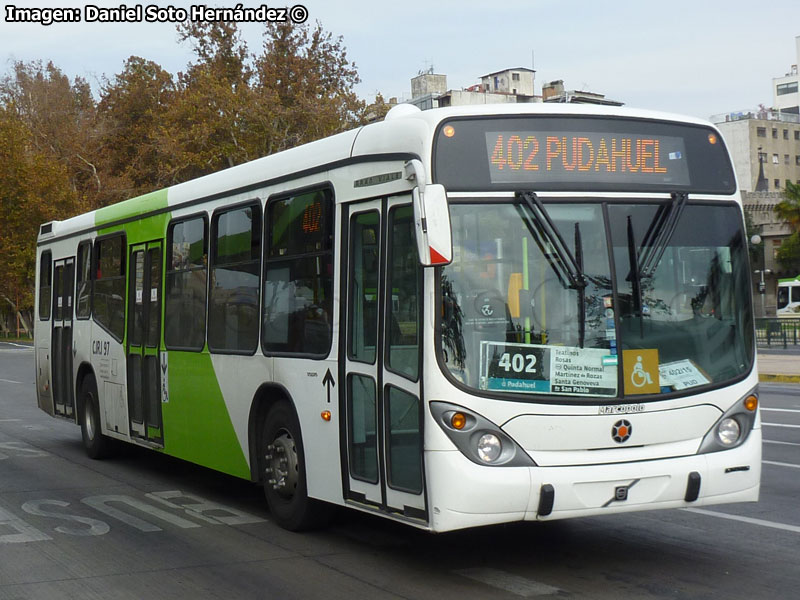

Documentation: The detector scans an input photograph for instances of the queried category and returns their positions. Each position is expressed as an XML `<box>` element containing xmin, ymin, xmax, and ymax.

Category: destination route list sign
<box><xmin>480</xmin><ymin>342</ymin><xmax>617</xmax><ymax>397</ymax></box>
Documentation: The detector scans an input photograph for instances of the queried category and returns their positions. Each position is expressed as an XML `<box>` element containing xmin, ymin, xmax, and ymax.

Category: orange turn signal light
<box><xmin>708</xmin><ymin>133</ymin><xmax>718</xmax><ymax>145</ymax></box>
<box><xmin>443</xmin><ymin>125</ymin><xmax>455</xmax><ymax>138</ymax></box>
<box><xmin>744</xmin><ymin>395</ymin><xmax>758</xmax><ymax>412</ymax></box>
<box><xmin>450</xmin><ymin>412</ymin><xmax>467</xmax><ymax>430</ymax></box>
<box><xmin>321</xmin><ymin>410</ymin><xmax>332</xmax><ymax>422</ymax></box>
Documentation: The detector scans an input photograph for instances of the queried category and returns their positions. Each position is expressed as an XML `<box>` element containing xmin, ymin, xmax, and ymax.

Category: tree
<box><xmin>251</xmin><ymin>20</ymin><xmax>365</xmax><ymax>155</ymax></box>
<box><xmin>775</xmin><ymin>180</ymin><xmax>800</xmax><ymax>229</ymax></box>
<box><xmin>159</xmin><ymin>20</ymin><xmax>257</xmax><ymax>183</ymax></box>
<box><xmin>0</xmin><ymin>61</ymin><xmax>102</xmax><ymax>206</ymax></box>
<box><xmin>0</xmin><ymin>105</ymin><xmax>80</xmax><ymax>321</ymax></box>
<box><xmin>775</xmin><ymin>181</ymin><xmax>800</xmax><ymax>273</ymax></box>
<box><xmin>97</xmin><ymin>56</ymin><xmax>176</xmax><ymax>201</ymax></box>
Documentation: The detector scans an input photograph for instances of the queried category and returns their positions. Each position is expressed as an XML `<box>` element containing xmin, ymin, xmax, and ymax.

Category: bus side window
<box><xmin>93</xmin><ymin>235</ymin><xmax>126</xmax><ymax>340</ymax></box>
<box><xmin>39</xmin><ymin>251</ymin><xmax>52</xmax><ymax>321</ymax></box>
<box><xmin>76</xmin><ymin>241</ymin><xmax>92</xmax><ymax>319</ymax></box>
<box><xmin>386</xmin><ymin>205</ymin><xmax>421</xmax><ymax>381</ymax></box>
<box><xmin>208</xmin><ymin>203</ymin><xmax>261</xmax><ymax>354</ymax></box>
<box><xmin>165</xmin><ymin>216</ymin><xmax>208</xmax><ymax>352</ymax></box>
<box><xmin>262</xmin><ymin>188</ymin><xmax>333</xmax><ymax>356</ymax></box>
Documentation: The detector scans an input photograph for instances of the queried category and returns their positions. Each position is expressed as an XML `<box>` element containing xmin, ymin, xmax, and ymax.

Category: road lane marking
<box><xmin>684</xmin><ymin>508</ymin><xmax>800</xmax><ymax>535</ymax></box>
<box><xmin>454</xmin><ymin>568</ymin><xmax>562</xmax><ymax>597</ymax></box>
<box><xmin>764</xmin><ymin>439</ymin><xmax>800</xmax><ymax>447</ymax></box>
<box><xmin>763</xmin><ymin>460</ymin><xmax>800</xmax><ymax>469</ymax></box>
<box><xmin>0</xmin><ymin>379</ymin><xmax>24</xmax><ymax>384</ymax></box>
<box><xmin>762</xmin><ymin>422</ymin><xmax>800</xmax><ymax>429</ymax></box>
<box><xmin>761</xmin><ymin>407</ymin><xmax>800</xmax><ymax>413</ymax></box>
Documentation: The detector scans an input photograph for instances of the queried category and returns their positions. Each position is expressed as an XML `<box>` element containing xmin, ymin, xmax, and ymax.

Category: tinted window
<box><xmin>263</xmin><ymin>188</ymin><xmax>333</xmax><ymax>355</ymax></box>
<box><xmin>209</xmin><ymin>204</ymin><xmax>261</xmax><ymax>353</ymax></box>
<box><xmin>39</xmin><ymin>251</ymin><xmax>52</xmax><ymax>320</ymax></box>
<box><xmin>93</xmin><ymin>236</ymin><xmax>126</xmax><ymax>340</ymax></box>
<box><xmin>348</xmin><ymin>211</ymin><xmax>380</xmax><ymax>364</ymax></box>
<box><xmin>165</xmin><ymin>216</ymin><xmax>207</xmax><ymax>351</ymax></box>
<box><xmin>76</xmin><ymin>242</ymin><xmax>91</xmax><ymax>319</ymax></box>
<box><xmin>386</xmin><ymin>205</ymin><xmax>421</xmax><ymax>380</ymax></box>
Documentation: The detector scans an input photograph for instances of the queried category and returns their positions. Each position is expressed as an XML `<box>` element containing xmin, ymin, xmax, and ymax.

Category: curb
<box><xmin>759</xmin><ymin>373</ymin><xmax>800</xmax><ymax>383</ymax></box>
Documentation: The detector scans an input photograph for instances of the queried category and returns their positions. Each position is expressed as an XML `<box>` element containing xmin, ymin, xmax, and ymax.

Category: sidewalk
<box><xmin>757</xmin><ymin>348</ymin><xmax>800</xmax><ymax>383</ymax></box>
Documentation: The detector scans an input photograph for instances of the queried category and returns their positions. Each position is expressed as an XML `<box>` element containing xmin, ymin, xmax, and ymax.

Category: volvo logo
<box><xmin>612</xmin><ymin>419</ymin><xmax>633</xmax><ymax>443</ymax></box>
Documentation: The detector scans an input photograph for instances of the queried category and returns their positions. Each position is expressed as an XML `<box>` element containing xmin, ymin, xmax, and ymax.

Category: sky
<box><xmin>1</xmin><ymin>0</ymin><xmax>798</xmax><ymax>120</ymax></box>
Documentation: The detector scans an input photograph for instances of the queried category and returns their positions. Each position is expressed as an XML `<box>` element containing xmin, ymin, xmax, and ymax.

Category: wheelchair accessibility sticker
<box><xmin>622</xmin><ymin>349</ymin><xmax>660</xmax><ymax>394</ymax></box>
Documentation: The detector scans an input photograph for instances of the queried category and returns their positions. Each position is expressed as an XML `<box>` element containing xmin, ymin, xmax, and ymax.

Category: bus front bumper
<box><xmin>426</xmin><ymin>429</ymin><xmax>761</xmax><ymax>533</ymax></box>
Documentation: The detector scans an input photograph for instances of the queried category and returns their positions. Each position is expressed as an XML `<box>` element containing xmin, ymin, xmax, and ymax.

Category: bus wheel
<box><xmin>79</xmin><ymin>374</ymin><xmax>112</xmax><ymax>459</ymax></box>
<box><xmin>261</xmin><ymin>401</ymin><xmax>332</xmax><ymax>531</ymax></box>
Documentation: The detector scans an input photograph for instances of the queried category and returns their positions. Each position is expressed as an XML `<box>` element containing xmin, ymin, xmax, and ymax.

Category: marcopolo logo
<box><xmin>612</xmin><ymin>419</ymin><xmax>633</xmax><ymax>443</ymax></box>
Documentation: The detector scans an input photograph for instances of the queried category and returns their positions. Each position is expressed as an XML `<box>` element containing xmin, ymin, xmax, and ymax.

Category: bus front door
<box><xmin>126</xmin><ymin>242</ymin><xmax>164</xmax><ymax>445</ymax></box>
<box><xmin>51</xmin><ymin>257</ymin><xmax>75</xmax><ymax>419</ymax></box>
<box><xmin>342</xmin><ymin>197</ymin><xmax>427</xmax><ymax>522</ymax></box>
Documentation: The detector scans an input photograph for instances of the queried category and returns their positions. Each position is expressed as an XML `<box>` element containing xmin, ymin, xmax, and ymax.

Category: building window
<box><xmin>773</xmin><ymin>153</ymin><xmax>779</xmax><ymax>164</ymax></box>
<box><xmin>795</xmin><ymin>131</ymin><xmax>799</xmax><ymax>140</ymax></box>
<box><xmin>785</xmin><ymin>154</ymin><xmax>791</xmax><ymax>165</ymax></box>
<box><xmin>774</xmin><ymin>179</ymin><xmax>781</xmax><ymax>189</ymax></box>
<box><xmin>773</xmin><ymin>239</ymin><xmax>782</xmax><ymax>260</ymax></box>
<box><xmin>512</xmin><ymin>73</ymin><xmax>520</xmax><ymax>81</ymax></box>
<box><xmin>262</xmin><ymin>188</ymin><xmax>333</xmax><ymax>356</ymax></box>
<box><xmin>796</xmin><ymin>155</ymin><xmax>800</xmax><ymax>166</ymax></box>
<box><xmin>777</xmin><ymin>82</ymin><xmax>799</xmax><ymax>96</ymax></box>
<box><xmin>209</xmin><ymin>203</ymin><xmax>262</xmax><ymax>354</ymax></box>
<box><xmin>165</xmin><ymin>215</ymin><xmax>208</xmax><ymax>351</ymax></box>
<box><xmin>784</xmin><ymin>129</ymin><xmax>789</xmax><ymax>140</ymax></box>
<box><xmin>757</xmin><ymin>127</ymin><xmax>767</xmax><ymax>137</ymax></box>
<box><xmin>773</xmin><ymin>128</ymin><xmax>778</xmax><ymax>138</ymax></box>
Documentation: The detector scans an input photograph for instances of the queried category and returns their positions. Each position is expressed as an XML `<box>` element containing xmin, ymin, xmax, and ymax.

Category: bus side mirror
<box><xmin>412</xmin><ymin>183</ymin><xmax>452</xmax><ymax>267</ymax></box>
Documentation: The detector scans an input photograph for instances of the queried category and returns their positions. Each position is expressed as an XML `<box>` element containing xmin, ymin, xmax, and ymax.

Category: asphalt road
<box><xmin>1</xmin><ymin>341</ymin><xmax>798</xmax><ymax>600</ymax></box>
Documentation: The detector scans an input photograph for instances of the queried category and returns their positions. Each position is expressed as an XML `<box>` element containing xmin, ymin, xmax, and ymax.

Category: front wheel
<box><xmin>261</xmin><ymin>401</ymin><xmax>332</xmax><ymax>531</ymax></box>
<box><xmin>79</xmin><ymin>374</ymin><xmax>112</xmax><ymax>459</ymax></box>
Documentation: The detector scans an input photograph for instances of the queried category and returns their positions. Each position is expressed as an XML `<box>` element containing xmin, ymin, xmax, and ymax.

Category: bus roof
<box><xmin>39</xmin><ymin>103</ymin><xmax>719</xmax><ymax>243</ymax></box>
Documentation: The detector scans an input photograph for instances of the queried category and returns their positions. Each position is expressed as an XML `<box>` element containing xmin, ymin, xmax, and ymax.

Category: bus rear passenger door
<box><xmin>126</xmin><ymin>241</ymin><xmax>164</xmax><ymax>445</ymax></box>
<box><xmin>51</xmin><ymin>257</ymin><xmax>75</xmax><ymax>419</ymax></box>
<box><xmin>343</xmin><ymin>196</ymin><xmax>426</xmax><ymax>522</ymax></box>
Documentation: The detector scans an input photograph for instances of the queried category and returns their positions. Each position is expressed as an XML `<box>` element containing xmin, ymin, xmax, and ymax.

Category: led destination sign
<box><xmin>485</xmin><ymin>131</ymin><xmax>690</xmax><ymax>186</ymax></box>
<box><xmin>433</xmin><ymin>116</ymin><xmax>736</xmax><ymax>193</ymax></box>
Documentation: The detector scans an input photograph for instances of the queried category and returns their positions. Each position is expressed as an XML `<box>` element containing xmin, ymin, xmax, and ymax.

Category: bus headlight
<box><xmin>698</xmin><ymin>388</ymin><xmax>758</xmax><ymax>455</ymax></box>
<box><xmin>430</xmin><ymin>401</ymin><xmax>536</xmax><ymax>467</ymax></box>
<box><xmin>477</xmin><ymin>434</ymin><xmax>502</xmax><ymax>463</ymax></box>
<box><xmin>717</xmin><ymin>417</ymin><xmax>741</xmax><ymax>446</ymax></box>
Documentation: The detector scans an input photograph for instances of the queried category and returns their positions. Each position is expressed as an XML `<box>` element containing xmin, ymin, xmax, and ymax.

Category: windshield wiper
<box><xmin>574</xmin><ymin>221</ymin><xmax>586</xmax><ymax>348</ymax></box>
<box><xmin>516</xmin><ymin>191</ymin><xmax>586</xmax><ymax>291</ymax></box>
<box><xmin>638</xmin><ymin>192</ymin><xmax>689</xmax><ymax>278</ymax></box>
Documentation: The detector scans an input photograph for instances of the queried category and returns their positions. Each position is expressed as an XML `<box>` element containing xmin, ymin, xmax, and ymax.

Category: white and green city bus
<box><xmin>34</xmin><ymin>103</ymin><xmax>761</xmax><ymax>532</ymax></box>
<box><xmin>776</xmin><ymin>274</ymin><xmax>800</xmax><ymax>317</ymax></box>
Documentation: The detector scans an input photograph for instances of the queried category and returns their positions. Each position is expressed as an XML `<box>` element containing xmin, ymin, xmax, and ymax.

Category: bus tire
<box><xmin>79</xmin><ymin>374</ymin><xmax>112</xmax><ymax>459</ymax></box>
<box><xmin>261</xmin><ymin>401</ymin><xmax>332</xmax><ymax>531</ymax></box>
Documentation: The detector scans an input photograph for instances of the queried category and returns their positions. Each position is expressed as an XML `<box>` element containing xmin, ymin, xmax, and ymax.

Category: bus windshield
<box><xmin>439</xmin><ymin>200</ymin><xmax>754</xmax><ymax>400</ymax></box>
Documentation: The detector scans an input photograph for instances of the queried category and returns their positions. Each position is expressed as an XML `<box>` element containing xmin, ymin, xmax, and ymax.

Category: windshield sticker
<box><xmin>659</xmin><ymin>359</ymin><xmax>710</xmax><ymax>391</ymax></box>
<box><xmin>480</xmin><ymin>342</ymin><xmax>617</xmax><ymax>397</ymax></box>
<box><xmin>622</xmin><ymin>349</ymin><xmax>661</xmax><ymax>394</ymax></box>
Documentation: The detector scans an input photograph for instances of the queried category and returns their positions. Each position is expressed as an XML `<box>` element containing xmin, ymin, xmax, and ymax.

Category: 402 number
<box><xmin>497</xmin><ymin>352</ymin><xmax>537</xmax><ymax>374</ymax></box>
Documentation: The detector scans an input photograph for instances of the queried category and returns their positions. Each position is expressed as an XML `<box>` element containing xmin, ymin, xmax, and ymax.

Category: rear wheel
<box><xmin>261</xmin><ymin>401</ymin><xmax>332</xmax><ymax>531</ymax></box>
<box><xmin>79</xmin><ymin>374</ymin><xmax>112</xmax><ymax>459</ymax></box>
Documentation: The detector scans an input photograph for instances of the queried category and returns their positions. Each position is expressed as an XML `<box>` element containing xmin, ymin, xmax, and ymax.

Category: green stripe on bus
<box><xmin>96</xmin><ymin>188</ymin><xmax>169</xmax><ymax>229</ymax></box>
<box><xmin>161</xmin><ymin>351</ymin><xmax>250</xmax><ymax>479</ymax></box>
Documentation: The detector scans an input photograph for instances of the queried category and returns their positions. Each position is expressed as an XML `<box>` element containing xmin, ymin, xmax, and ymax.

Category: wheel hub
<box><xmin>264</xmin><ymin>431</ymin><xmax>298</xmax><ymax>499</ymax></box>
